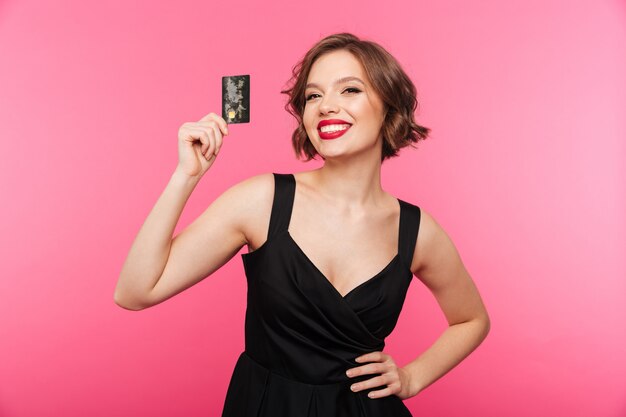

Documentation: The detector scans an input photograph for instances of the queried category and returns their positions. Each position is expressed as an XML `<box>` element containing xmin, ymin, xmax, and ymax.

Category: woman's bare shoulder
<box><xmin>228</xmin><ymin>172</ymin><xmax>275</xmax><ymax>196</ymax></box>
<box><xmin>224</xmin><ymin>172</ymin><xmax>275</xmax><ymax>217</ymax></box>
<box><xmin>224</xmin><ymin>172</ymin><xmax>280</xmax><ymax>247</ymax></box>
<box><xmin>411</xmin><ymin>208</ymin><xmax>465</xmax><ymax>280</ymax></box>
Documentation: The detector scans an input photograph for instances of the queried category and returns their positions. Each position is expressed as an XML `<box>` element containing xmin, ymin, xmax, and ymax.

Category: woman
<box><xmin>115</xmin><ymin>32</ymin><xmax>490</xmax><ymax>416</ymax></box>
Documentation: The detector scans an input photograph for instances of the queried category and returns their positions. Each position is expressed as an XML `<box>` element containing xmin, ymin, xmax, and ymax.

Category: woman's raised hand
<box><xmin>176</xmin><ymin>112</ymin><xmax>229</xmax><ymax>179</ymax></box>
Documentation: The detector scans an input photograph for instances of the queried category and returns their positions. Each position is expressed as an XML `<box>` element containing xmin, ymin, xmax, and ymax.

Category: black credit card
<box><xmin>222</xmin><ymin>75</ymin><xmax>250</xmax><ymax>124</ymax></box>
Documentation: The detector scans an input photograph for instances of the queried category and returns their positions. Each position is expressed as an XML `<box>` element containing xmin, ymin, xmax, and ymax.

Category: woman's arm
<box><xmin>114</xmin><ymin>170</ymin><xmax>272</xmax><ymax>311</ymax></box>
<box><xmin>114</xmin><ymin>169</ymin><xmax>202</xmax><ymax>310</ymax></box>
<box><xmin>403</xmin><ymin>209</ymin><xmax>491</xmax><ymax>397</ymax></box>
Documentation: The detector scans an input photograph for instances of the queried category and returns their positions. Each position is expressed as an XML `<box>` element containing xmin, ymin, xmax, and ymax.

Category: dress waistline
<box><xmin>221</xmin><ymin>351</ymin><xmax>413</xmax><ymax>417</ymax></box>
<box><xmin>242</xmin><ymin>350</ymin><xmax>356</xmax><ymax>389</ymax></box>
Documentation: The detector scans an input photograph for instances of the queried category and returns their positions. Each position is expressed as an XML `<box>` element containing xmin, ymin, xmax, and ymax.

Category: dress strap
<box><xmin>398</xmin><ymin>199</ymin><xmax>421</xmax><ymax>271</ymax></box>
<box><xmin>267</xmin><ymin>173</ymin><xmax>296</xmax><ymax>239</ymax></box>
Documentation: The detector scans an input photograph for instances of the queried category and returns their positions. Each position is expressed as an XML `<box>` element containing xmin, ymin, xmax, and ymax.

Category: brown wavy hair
<box><xmin>280</xmin><ymin>32</ymin><xmax>431</xmax><ymax>162</ymax></box>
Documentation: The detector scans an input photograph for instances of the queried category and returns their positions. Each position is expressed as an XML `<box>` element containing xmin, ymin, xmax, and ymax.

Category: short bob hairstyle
<box><xmin>281</xmin><ymin>32</ymin><xmax>431</xmax><ymax>162</ymax></box>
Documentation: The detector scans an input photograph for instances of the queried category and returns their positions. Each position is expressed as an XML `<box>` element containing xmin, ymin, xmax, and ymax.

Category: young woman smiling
<box><xmin>115</xmin><ymin>32</ymin><xmax>490</xmax><ymax>417</ymax></box>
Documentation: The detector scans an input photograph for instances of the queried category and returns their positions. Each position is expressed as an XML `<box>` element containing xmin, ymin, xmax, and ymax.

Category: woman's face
<box><xmin>303</xmin><ymin>50</ymin><xmax>386</xmax><ymax>162</ymax></box>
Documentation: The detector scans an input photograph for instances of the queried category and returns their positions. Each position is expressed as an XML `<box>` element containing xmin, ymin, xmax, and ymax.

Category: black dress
<box><xmin>221</xmin><ymin>173</ymin><xmax>421</xmax><ymax>417</ymax></box>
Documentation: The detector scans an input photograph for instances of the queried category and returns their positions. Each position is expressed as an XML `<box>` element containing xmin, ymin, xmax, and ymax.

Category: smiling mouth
<box><xmin>319</xmin><ymin>124</ymin><xmax>351</xmax><ymax>133</ymax></box>
<box><xmin>318</xmin><ymin>124</ymin><xmax>351</xmax><ymax>140</ymax></box>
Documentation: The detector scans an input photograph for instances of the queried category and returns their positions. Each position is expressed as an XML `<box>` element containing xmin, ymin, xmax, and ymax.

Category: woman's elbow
<box><xmin>113</xmin><ymin>290</ymin><xmax>148</xmax><ymax>311</ymax></box>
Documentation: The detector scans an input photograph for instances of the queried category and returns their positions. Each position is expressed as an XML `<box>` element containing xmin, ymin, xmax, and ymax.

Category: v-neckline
<box><xmin>288</xmin><ymin>174</ymin><xmax>403</xmax><ymax>300</ymax></box>
<box><xmin>287</xmin><ymin>232</ymin><xmax>400</xmax><ymax>299</ymax></box>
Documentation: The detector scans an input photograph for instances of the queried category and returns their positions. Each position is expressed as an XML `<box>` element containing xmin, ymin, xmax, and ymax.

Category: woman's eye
<box><xmin>305</xmin><ymin>88</ymin><xmax>361</xmax><ymax>102</ymax></box>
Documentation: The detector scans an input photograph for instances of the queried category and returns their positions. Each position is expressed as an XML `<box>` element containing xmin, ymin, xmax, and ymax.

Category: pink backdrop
<box><xmin>1</xmin><ymin>0</ymin><xmax>624</xmax><ymax>416</ymax></box>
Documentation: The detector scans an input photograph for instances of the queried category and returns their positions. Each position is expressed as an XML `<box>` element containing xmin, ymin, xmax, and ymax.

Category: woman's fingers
<box><xmin>175</xmin><ymin>112</ymin><xmax>229</xmax><ymax>178</ymax></box>
<box><xmin>193</xmin><ymin>119</ymin><xmax>226</xmax><ymax>156</ymax></box>
<box><xmin>188</xmin><ymin>128</ymin><xmax>210</xmax><ymax>155</ymax></box>
<box><xmin>345</xmin><ymin>351</ymin><xmax>410</xmax><ymax>399</ymax></box>
<box><xmin>346</xmin><ymin>361</ymin><xmax>388</xmax><ymax>378</ymax></box>
<box><xmin>198</xmin><ymin>112</ymin><xmax>229</xmax><ymax>136</ymax></box>
<box><xmin>349</xmin><ymin>374</ymin><xmax>389</xmax><ymax>392</ymax></box>
<box><xmin>209</xmin><ymin>122</ymin><xmax>223</xmax><ymax>156</ymax></box>
<box><xmin>364</xmin><ymin>385</ymin><xmax>396</xmax><ymax>399</ymax></box>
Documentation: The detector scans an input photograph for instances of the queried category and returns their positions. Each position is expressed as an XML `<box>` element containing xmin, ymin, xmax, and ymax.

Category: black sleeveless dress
<box><xmin>221</xmin><ymin>173</ymin><xmax>421</xmax><ymax>417</ymax></box>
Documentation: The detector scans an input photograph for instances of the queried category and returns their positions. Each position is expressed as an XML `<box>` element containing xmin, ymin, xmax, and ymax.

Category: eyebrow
<box><xmin>305</xmin><ymin>76</ymin><xmax>366</xmax><ymax>90</ymax></box>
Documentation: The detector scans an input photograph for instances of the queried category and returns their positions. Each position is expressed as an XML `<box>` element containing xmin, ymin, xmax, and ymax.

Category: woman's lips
<box><xmin>318</xmin><ymin>125</ymin><xmax>351</xmax><ymax>140</ymax></box>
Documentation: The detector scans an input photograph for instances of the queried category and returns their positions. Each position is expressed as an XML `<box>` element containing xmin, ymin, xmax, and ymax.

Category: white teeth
<box><xmin>320</xmin><ymin>124</ymin><xmax>350</xmax><ymax>133</ymax></box>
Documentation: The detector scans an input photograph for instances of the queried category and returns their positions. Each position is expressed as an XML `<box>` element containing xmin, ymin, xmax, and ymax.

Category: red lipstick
<box><xmin>317</xmin><ymin>119</ymin><xmax>352</xmax><ymax>140</ymax></box>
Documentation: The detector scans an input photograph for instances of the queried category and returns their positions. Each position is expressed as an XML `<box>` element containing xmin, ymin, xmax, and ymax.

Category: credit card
<box><xmin>222</xmin><ymin>75</ymin><xmax>250</xmax><ymax>124</ymax></box>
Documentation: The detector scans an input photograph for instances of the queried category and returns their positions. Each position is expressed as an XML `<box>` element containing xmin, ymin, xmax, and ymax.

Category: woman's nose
<box><xmin>318</xmin><ymin>95</ymin><xmax>339</xmax><ymax>114</ymax></box>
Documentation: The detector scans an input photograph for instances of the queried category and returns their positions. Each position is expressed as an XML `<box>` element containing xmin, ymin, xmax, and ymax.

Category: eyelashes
<box><xmin>305</xmin><ymin>87</ymin><xmax>361</xmax><ymax>102</ymax></box>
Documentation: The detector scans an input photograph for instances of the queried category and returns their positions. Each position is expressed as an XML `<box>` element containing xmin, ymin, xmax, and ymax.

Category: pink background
<box><xmin>1</xmin><ymin>0</ymin><xmax>624</xmax><ymax>416</ymax></box>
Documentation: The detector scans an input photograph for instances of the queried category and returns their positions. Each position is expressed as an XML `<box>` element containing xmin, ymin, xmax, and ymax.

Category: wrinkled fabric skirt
<box><xmin>221</xmin><ymin>351</ymin><xmax>413</xmax><ymax>417</ymax></box>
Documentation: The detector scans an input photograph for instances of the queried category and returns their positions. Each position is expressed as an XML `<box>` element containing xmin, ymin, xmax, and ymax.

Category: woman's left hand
<box><xmin>345</xmin><ymin>351</ymin><xmax>415</xmax><ymax>400</ymax></box>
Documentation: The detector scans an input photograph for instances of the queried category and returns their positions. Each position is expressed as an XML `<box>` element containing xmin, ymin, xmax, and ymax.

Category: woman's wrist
<box><xmin>171</xmin><ymin>167</ymin><xmax>202</xmax><ymax>188</ymax></box>
<box><xmin>401</xmin><ymin>365</ymin><xmax>422</xmax><ymax>398</ymax></box>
